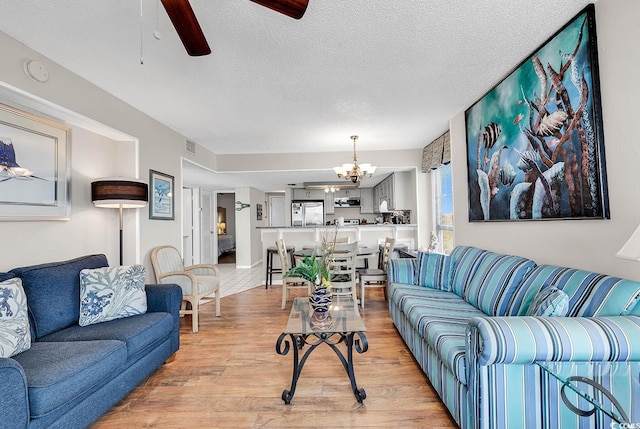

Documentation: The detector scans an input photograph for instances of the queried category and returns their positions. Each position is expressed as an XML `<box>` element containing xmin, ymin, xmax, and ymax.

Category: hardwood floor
<box><xmin>91</xmin><ymin>264</ymin><xmax>457</xmax><ymax>429</ymax></box>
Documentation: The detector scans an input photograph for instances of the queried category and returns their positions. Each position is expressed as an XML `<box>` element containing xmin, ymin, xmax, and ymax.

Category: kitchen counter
<box><xmin>257</xmin><ymin>224</ymin><xmax>418</xmax><ymax>229</ymax></box>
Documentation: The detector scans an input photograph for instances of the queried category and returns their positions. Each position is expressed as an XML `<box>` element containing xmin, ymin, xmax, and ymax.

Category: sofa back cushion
<box><xmin>10</xmin><ymin>254</ymin><xmax>109</xmax><ymax>338</ymax></box>
<box><xmin>387</xmin><ymin>258</ymin><xmax>418</xmax><ymax>285</ymax></box>
<box><xmin>449</xmin><ymin>246</ymin><xmax>487</xmax><ymax>296</ymax></box>
<box><xmin>518</xmin><ymin>265</ymin><xmax>640</xmax><ymax>317</ymax></box>
<box><xmin>415</xmin><ymin>252</ymin><xmax>451</xmax><ymax>290</ymax></box>
<box><xmin>461</xmin><ymin>252</ymin><xmax>536</xmax><ymax>316</ymax></box>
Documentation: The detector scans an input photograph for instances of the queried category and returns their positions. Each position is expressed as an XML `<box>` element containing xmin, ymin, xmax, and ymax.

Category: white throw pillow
<box><xmin>0</xmin><ymin>278</ymin><xmax>31</xmax><ymax>357</ymax></box>
<box><xmin>79</xmin><ymin>265</ymin><xmax>147</xmax><ymax>326</ymax></box>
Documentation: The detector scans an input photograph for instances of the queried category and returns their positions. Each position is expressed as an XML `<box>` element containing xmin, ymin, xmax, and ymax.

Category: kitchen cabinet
<box><xmin>373</xmin><ymin>172</ymin><xmax>412</xmax><ymax>212</ymax></box>
<box><xmin>324</xmin><ymin>192</ymin><xmax>335</xmax><ymax>214</ymax></box>
<box><xmin>292</xmin><ymin>189</ymin><xmax>325</xmax><ymax>200</ymax></box>
<box><xmin>359</xmin><ymin>188</ymin><xmax>374</xmax><ymax>213</ymax></box>
<box><xmin>334</xmin><ymin>189</ymin><xmax>360</xmax><ymax>198</ymax></box>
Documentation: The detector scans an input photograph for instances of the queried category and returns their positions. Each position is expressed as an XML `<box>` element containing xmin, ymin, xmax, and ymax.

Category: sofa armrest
<box><xmin>0</xmin><ymin>358</ymin><xmax>30</xmax><ymax>428</ymax></box>
<box><xmin>145</xmin><ymin>283</ymin><xmax>183</xmax><ymax>355</ymax></box>
<box><xmin>146</xmin><ymin>283</ymin><xmax>183</xmax><ymax>315</ymax></box>
<box><xmin>467</xmin><ymin>315</ymin><xmax>640</xmax><ymax>366</ymax></box>
<box><xmin>387</xmin><ymin>259</ymin><xmax>417</xmax><ymax>285</ymax></box>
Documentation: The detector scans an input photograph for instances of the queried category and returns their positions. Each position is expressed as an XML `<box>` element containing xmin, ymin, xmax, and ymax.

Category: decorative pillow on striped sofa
<box><xmin>526</xmin><ymin>286</ymin><xmax>569</xmax><ymax>317</ymax></box>
<box><xmin>415</xmin><ymin>251</ymin><xmax>451</xmax><ymax>291</ymax></box>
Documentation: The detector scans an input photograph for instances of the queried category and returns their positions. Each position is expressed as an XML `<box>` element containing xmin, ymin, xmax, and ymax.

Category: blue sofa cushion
<box><xmin>10</xmin><ymin>255</ymin><xmax>109</xmax><ymax>339</ymax></box>
<box><xmin>462</xmin><ymin>252</ymin><xmax>536</xmax><ymax>316</ymax></box>
<box><xmin>389</xmin><ymin>283</ymin><xmax>485</xmax><ymax>385</ymax></box>
<box><xmin>415</xmin><ymin>252</ymin><xmax>451</xmax><ymax>290</ymax></box>
<box><xmin>387</xmin><ymin>259</ymin><xmax>418</xmax><ymax>285</ymax></box>
<box><xmin>0</xmin><ymin>272</ymin><xmax>17</xmax><ymax>282</ymax></box>
<box><xmin>449</xmin><ymin>246</ymin><xmax>487</xmax><ymax>297</ymax></box>
<box><xmin>519</xmin><ymin>265</ymin><xmax>640</xmax><ymax>317</ymax></box>
<box><xmin>38</xmin><ymin>312</ymin><xmax>173</xmax><ymax>364</ymax></box>
<box><xmin>11</xmin><ymin>340</ymin><xmax>126</xmax><ymax>419</ymax></box>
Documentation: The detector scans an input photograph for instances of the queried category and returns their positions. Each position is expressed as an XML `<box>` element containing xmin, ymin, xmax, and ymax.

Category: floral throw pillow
<box><xmin>526</xmin><ymin>286</ymin><xmax>569</xmax><ymax>317</ymax></box>
<box><xmin>0</xmin><ymin>278</ymin><xmax>31</xmax><ymax>358</ymax></box>
<box><xmin>79</xmin><ymin>265</ymin><xmax>147</xmax><ymax>326</ymax></box>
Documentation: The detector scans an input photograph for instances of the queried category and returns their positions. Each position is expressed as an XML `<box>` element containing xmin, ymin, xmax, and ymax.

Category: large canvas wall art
<box><xmin>465</xmin><ymin>5</ymin><xmax>609</xmax><ymax>222</ymax></box>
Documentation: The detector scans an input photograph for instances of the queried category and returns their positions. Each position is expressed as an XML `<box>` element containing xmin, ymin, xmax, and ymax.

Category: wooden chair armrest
<box><xmin>185</xmin><ymin>264</ymin><xmax>219</xmax><ymax>276</ymax></box>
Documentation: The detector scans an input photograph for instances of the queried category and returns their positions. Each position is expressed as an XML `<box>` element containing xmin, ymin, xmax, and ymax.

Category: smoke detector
<box><xmin>23</xmin><ymin>60</ymin><xmax>49</xmax><ymax>83</ymax></box>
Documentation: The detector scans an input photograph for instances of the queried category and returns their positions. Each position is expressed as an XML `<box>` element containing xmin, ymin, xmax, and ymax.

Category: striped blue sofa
<box><xmin>387</xmin><ymin>245</ymin><xmax>640</xmax><ymax>429</ymax></box>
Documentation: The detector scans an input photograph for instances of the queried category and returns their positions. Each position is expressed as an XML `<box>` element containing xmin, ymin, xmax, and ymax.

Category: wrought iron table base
<box><xmin>276</xmin><ymin>330</ymin><xmax>368</xmax><ymax>404</ymax></box>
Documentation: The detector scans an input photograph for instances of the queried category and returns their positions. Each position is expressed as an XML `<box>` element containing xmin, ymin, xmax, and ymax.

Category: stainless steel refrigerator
<box><xmin>291</xmin><ymin>201</ymin><xmax>324</xmax><ymax>226</ymax></box>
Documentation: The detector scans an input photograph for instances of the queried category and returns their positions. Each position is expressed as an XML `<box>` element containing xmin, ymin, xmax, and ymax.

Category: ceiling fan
<box><xmin>160</xmin><ymin>0</ymin><xmax>309</xmax><ymax>56</ymax></box>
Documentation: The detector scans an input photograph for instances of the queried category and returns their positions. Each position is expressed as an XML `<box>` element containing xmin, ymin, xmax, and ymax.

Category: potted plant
<box><xmin>284</xmin><ymin>228</ymin><xmax>338</xmax><ymax>312</ymax></box>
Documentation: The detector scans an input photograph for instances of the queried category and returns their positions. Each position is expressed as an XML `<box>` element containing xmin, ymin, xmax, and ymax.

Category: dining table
<box><xmin>293</xmin><ymin>246</ymin><xmax>380</xmax><ymax>269</ymax></box>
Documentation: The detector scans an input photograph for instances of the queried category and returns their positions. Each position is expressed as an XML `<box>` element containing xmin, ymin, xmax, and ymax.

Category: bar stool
<box><xmin>265</xmin><ymin>245</ymin><xmax>295</xmax><ymax>289</ymax></box>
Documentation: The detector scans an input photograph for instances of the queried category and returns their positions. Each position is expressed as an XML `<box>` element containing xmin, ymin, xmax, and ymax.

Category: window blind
<box><xmin>421</xmin><ymin>130</ymin><xmax>450</xmax><ymax>173</ymax></box>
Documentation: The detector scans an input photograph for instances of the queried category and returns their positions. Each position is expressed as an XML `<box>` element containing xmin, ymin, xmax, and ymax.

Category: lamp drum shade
<box><xmin>91</xmin><ymin>178</ymin><xmax>148</xmax><ymax>208</ymax></box>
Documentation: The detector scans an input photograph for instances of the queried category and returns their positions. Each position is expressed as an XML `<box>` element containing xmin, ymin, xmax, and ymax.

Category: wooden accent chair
<box><xmin>151</xmin><ymin>245</ymin><xmax>221</xmax><ymax>333</ymax></box>
<box><xmin>358</xmin><ymin>237</ymin><xmax>395</xmax><ymax>308</ymax></box>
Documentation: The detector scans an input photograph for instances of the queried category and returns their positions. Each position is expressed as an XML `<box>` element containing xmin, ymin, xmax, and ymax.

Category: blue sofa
<box><xmin>387</xmin><ymin>245</ymin><xmax>640</xmax><ymax>429</ymax></box>
<box><xmin>0</xmin><ymin>254</ymin><xmax>182</xmax><ymax>429</ymax></box>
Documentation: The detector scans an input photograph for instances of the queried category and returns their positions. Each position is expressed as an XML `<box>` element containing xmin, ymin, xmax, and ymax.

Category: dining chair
<box><xmin>358</xmin><ymin>237</ymin><xmax>395</xmax><ymax>308</ymax></box>
<box><xmin>327</xmin><ymin>241</ymin><xmax>359</xmax><ymax>303</ymax></box>
<box><xmin>150</xmin><ymin>245</ymin><xmax>221</xmax><ymax>333</ymax></box>
<box><xmin>277</xmin><ymin>238</ymin><xmax>311</xmax><ymax>309</ymax></box>
<box><xmin>320</xmin><ymin>235</ymin><xmax>349</xmax><ymax>253</ymax></box>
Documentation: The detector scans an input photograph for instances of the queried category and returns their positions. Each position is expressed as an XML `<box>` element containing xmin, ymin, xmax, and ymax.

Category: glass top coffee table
<box><xmin>276</xmin><ymin>296</ymin><xmax>368</xmax><ymax>404</ymax></box>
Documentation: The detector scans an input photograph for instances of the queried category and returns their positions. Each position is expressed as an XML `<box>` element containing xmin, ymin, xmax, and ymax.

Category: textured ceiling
<box><xmin>0</xmin><ymin>1</ymin><xmax>593</xmax><ymax>189</ymax></box>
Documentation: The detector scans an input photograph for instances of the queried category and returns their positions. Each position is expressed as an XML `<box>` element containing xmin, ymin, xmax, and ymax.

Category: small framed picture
<box><xmin>149</xmin><ymin>170</ymin><xmax>174</xmax><ymax>220</ymax></box>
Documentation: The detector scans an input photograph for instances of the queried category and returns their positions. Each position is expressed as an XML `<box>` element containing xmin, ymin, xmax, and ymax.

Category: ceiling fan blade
<box><xmin>249</xmin><ymin>0</ymin><xmax>309</xmax><ymax>20</ymax></box>
<box><xmin>161</xmin><ymin>0</ymin><xmax>211</xmax><ymax>56</ymax></box>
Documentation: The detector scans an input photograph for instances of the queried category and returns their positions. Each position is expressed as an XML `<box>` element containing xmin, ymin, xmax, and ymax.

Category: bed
<box><xmin>218</xmin><ymin>234</ymin><xmax>235</xmax><ymax>256</ymax></box>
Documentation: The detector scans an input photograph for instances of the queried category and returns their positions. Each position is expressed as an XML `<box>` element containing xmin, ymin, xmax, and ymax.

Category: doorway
<box><xmin>216</xmin><ymin>192</ymin><xmax>236</xmax><ymax>264</ymax></box>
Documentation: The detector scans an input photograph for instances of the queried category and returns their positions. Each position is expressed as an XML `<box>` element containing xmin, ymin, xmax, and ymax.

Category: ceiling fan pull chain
<box><xmin>140</xmin><ymin>0</ymin><xmax>144</xmax><ymax>64</ymax></box>
<box><xmin>154</xmin><ymin>0</ymin><xmax>162</xmax><ymax>40</ymax></box>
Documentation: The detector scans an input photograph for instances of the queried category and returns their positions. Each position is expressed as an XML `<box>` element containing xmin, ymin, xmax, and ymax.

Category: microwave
<box><xmin>334</xmin><ymin>197</ymin><xmax>361</xmax><ymax>207</ymax></box>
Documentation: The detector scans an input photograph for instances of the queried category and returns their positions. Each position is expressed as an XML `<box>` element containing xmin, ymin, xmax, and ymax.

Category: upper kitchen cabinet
<box><xmin>325</xmin><ymin>192</ymin><xmax>335</xmax><ymax>214</ymax></box>
<box><xmin>374</xmin><ymin>172</ymin><xmax>412</xmax><ymax>212</ymax></box>
<box><xmin>359</xmin><ymin>188</ymin><xmax>374</xmax><ymax>213</ymax></box>
<box><xmin>334</xmin><ymin>189</ymin><xmax>361</xmax><ymax>198</ymax></box>
<box><xmin>292</xmin><ymin>189</ymin><xmax>325</xmax><ymax>200</ymax></box>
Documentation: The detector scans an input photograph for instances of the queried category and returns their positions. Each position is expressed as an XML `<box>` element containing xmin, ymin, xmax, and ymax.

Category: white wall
<box><xmin>234</xmin><ymin>187</ymin><xmax>268</xmax><ymax>268</ymax></box>
<box><xmin>0</xmin><ymin>31</ymin><xmax>203</xmax><ymax>279</ymax></box>
<box><xmin>450</xmin><ymin>0</ymin><xmax>640</xmax><ymax>281</ymax></box>
<box><xmin>0</xmin><ymin>125</ymin><xmax>121</xmax><ymax>270</ymax></box>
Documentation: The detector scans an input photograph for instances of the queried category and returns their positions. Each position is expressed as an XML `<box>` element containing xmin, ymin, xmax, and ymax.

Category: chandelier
<box><xmin>333</xmin><ymin>135</ymin><xmax>377</xmax><ymax>183</ymax></box>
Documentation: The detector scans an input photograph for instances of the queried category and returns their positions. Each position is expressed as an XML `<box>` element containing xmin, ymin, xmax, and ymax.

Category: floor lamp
<box><xmin>91</xmin><ymin>177</ymin><xmax>148</xmax><ymax>266</ymax></box>
<box><xmin>615</xmin><ymin>224</ymin><xmax>640</xmax><ymax>262</ymax></box>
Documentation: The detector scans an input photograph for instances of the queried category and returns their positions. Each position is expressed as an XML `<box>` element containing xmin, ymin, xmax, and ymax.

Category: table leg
<box><xmin>276</xmin><ymin>331</ymin><xmax>368</xmax><ymax>404</ymax></box>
